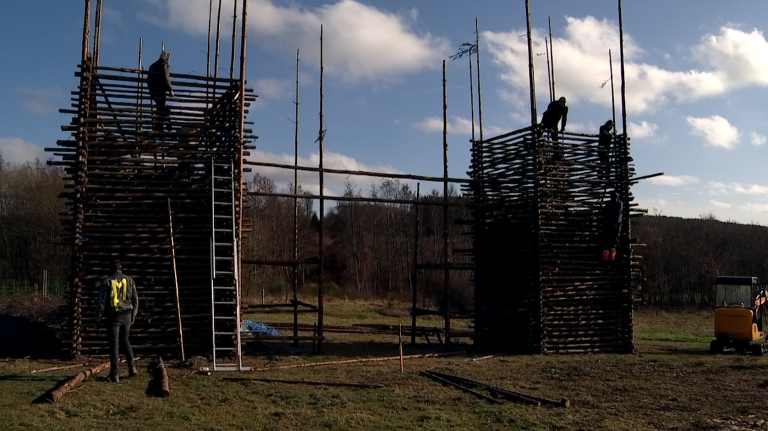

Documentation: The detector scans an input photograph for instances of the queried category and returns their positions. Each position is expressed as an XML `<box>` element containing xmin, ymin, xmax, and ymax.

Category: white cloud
<box><xmin>707</xmin><ymin>181</ymin><xmax>768</xmax><ymax>195</ymax></box>
<box><xmin>254</xmin><ymin>79</ymin><xmax>293</xmax><ymax>99</ymax></box>
<box><xmin>628</xmin><ymin>121</ymin><xmax>657</xmax><ymax>139</ymax></box>
<box><xmin>710</xmin><ymin>200</ymin><xmax>731</xmax><ymax>208</ymax></box>
<box><xmin>741</xmin><ymin>203</ymin><xmax>768</xmax><ymax>213</ymax></box>
<box><xmin>484</xmin><ymin>19</ymin><xmax>768</xmax><ymax>115</ymax></box>
<box><xmin>416</xmin><ymin>116</ymin><xmax>507</xmax><ymax>137</ymax></box>
<box><xmin>686</xmin><ymin>115</ymin><xmax>739</xmax><ymax>149</ymax></box>
<box><xmin>17</xmin><ymin>86</ymin><xmax>62</xmax><ymax>114</ymax></box>
<box><xmin>750</xmin><ymin>132</ymin><xmax>766</xmax><ymax>146</ymax></box>
<box><xmin>0</xmin><ymin>137</ymin><xmax>46</xmax><ymax>164</ymax></box>
<box><xmin>141</xmin><ymin>0</ymin><xmax>450</xmax><ymax>81</ymax></box>
<box><xmin>246</xmin><ymin>149</ymin><xmax>404</xmax><ymax>195</ymax></box>
<box><xmin>648</xmin><ymin>175</ymin><xmax>699</xmax><ymax>186</ymax></box>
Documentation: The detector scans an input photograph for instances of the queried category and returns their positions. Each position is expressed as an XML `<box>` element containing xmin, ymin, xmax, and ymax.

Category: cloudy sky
<box><xmin>3</xmin><ymin>1</ymin><xmax>768</xmax><ymax>223</ymax></box>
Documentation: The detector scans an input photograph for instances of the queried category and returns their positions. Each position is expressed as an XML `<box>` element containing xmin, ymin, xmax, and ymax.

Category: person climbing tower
<box><xmin>600</xmin><ymin>190</ymin><xmax>623</xmax><ymax>261</ymax></box>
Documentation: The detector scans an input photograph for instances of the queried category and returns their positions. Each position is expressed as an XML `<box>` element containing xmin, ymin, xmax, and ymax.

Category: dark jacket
<box><xmin>602</xmin><ymin>197</ymin><xmax>623</xmax><ymax>227</ymax></box>
<box><xmin>598</xmin><ymin>124</ymin><xmax>614</xmax><ymax>149</ymax></box>
<box><xmin>147</xmin><ymin>59</ymin><xmax>173</xmax><ymax>95</ymax></box>
<box><xmin>541</xmin><ymin>100</ymin><xmax>568</xmax><ymax>130</ymax></box>
<box><xmin>96</xmin><ymin>270</ymin><xmax>139</xmax><ymax>321</ymax></box>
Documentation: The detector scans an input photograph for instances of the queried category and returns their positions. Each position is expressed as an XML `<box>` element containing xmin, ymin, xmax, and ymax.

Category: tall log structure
<box><xmin>49</xmin><ymin>0</ymin><xmax>255</xmax><ymax>356</ymax></box>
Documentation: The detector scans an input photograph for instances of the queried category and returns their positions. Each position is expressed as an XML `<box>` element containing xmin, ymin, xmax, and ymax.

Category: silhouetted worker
<box><xmin>600</xmin><ymin>191</ymin><xmax>623</xmax><ymax>261</ymax></box>
<box><xmin>147</xmin><ymin>50</ymin><xmax>174</xmax><ymax>132</ymax></box>
<box><xmin>95</xmin><ymin>259</ymin><xmax>139</xmax><ymax>382</ymax></box>
<box><xmin>541</xmin><ymin>96</ymin><xmax>568</xmax><ymax>141</ymax></box>
<box><xmin>598</xmin><ymin>120</ymin><xmax>615</xmax><ymax>180</ymax></box>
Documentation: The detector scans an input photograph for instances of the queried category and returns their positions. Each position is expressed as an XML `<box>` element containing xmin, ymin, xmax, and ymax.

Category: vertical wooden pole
<box><xmin>545</xmin><ymin>38</ymin><xmax>553</xmax><ymax>103</ymax></box>
<box><xmin>214</xmin><ymin>0</ymin><xmax>223</xmax><ymax>79</ymax></box>
<box><xmin>317</xmin><ymin>25</ymin><xmax>325</xmax><ymax>352</ymax></box>
<box><xmin>468</xmin><ymin>53</ymin><xmax>476</xmax><ymax>142</ymax></box>
<box><xmin>618</xmin><ymin>1</ymin><xmax>628</xmax><ymax>139</ymax></box>
<box><xmin>81</xmin><ymin>0</ymin><xmax>91</xmax><ymax>62</ymax></box>
<box><xmin>618</xmin><ymin>0</ymin><xmax>633</xmax><ymax>352</ymax></box>
<box><xmin>167</xmin><ymin>199</ymin><xmax>185</xmax><ymax>361</ymax></box>
<box><xmin>609</xmin><ymin>49</ymin><xmax>617</xmax><ymax>135</ymax></box>
<box><xmin>230</xmin><ymin>0</ymin><xmax>239</xmax><ymax>79</ymax></box>
<box><xmin>411</xmin><ymin>183</ymin><xmax>420</xmax><ymax>344</ymax></box>
<box><xmin>525</xmin><ymin>0</ymin><xmax>537</xmax><ymax>127</ymax></box>
<box><xmin>137</xmin><ymin>38</ymin><xmax>143</xmax><ymax>133</ymax></box>
<box><xmin>207</xmin><ymin>0</ymin><xmax>213</xmax><ymax>77</ymax></box>
<box><xmin>93</xmin><ymin>0</ymin><xmax>102</xmax><ymax>67</ymax></box>
<box><xmin>293</xmin><ymin>49</ymin><xmax>301</xmax><ymax>346</ymax></box>
<box><xmin>548</xmin><ymin>17</ymin><xmax>556</xmax><ymax>101</ymax></box>
<box><xmin>475</xmin><ymin>18</ymin><xmax>484</xmax><ymax>144</ymax></box>
<box><xmin>399</xmin><ymin>324</ymin><xmax>404</xmax><ymax>373</ymax></box>
<box><xmin>442</xmin><ymin>60</ymin><xmax>451</xmax><ymax>347</ymax></box>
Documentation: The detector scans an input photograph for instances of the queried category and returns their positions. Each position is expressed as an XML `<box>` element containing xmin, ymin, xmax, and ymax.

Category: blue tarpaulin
<box><xmin>240</xmin><ymin>320</ymin><xmax>279</xmax><ymax>336</ymax></box>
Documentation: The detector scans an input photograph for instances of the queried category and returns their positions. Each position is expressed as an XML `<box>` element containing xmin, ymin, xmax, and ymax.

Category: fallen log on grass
<box><xmin>224</xmin><ymin>377</ymin><xmax>383</xmax><ymax>388</ymax></box>
<box><xmin>419</xmin><ymin>371</ymin><xmax>502</xmax><ymax>404</ymax></box>
<box><xmin>156</xmin><ymin>357</ymin><xmax>170</xmax><ymax>397</ymax></box>
<box><xmin>34</xmin><ymin>361</ymin><xmax>110</xmax><ymax>404</ymax></box>
<box><xmin>248</xmin><ymin>351</ymin><xmax>464</xmax><ymax>372</ymax></box>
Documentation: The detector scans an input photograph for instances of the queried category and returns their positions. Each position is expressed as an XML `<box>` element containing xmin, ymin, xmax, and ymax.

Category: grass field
<box><xmin>2</xmin><ymin>303</ymin><xmax>768</xmax><ymax>431</ymax></box>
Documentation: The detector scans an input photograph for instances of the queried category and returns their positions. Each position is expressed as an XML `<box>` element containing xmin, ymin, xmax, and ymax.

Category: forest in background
<box><xmin>2</xmin><ymin>157</ymin><xmax>768</xmax><ymax>308</ymax></box>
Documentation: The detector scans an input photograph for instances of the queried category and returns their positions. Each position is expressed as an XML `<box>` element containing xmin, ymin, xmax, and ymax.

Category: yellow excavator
<box><xmin>710</xmin><ymin>276</ymin><xmax>768</xmax><ymax>355</ymax></box>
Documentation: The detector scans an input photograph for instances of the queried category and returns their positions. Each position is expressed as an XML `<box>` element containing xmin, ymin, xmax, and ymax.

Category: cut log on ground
<box><xmin>224</xmin><ymin>377</ymin><xmax>383</xmax><ymax>388</ymax></box>
<box><xmin>157</xmin><ymin>357</ymin><xmax>170</xmax><ymax>397</ymax></box>
<box><xmin>249</xmin><ymin>351</ymin><xmax>464</xmax><ymax>372</ymax></box>
<box><xmin>34</xmin><ymin>361</ymin><xmax>110</xmax><ymax>404</ymax></box>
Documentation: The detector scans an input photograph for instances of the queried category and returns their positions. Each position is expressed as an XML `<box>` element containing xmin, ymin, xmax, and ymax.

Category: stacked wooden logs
<box><xmin>466</xmin><ymin>126</ymin><xmax>640</xmax><ymax>354</ymax></box>
<box><xmin>47</xmin><ymin>61</ymin><xmax>255</xmax><ymax>356</ymax></box>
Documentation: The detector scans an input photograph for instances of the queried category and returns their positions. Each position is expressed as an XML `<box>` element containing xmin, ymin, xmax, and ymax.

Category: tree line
<box><xmin>2</xmin><ymin>157</ymin><xmax>768</xmax><ymax>308</ymax></box>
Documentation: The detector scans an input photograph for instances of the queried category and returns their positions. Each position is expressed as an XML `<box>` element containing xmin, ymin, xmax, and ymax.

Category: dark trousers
<box><xmin>601</xmin><ymin>223</ymin><xmax>621</xmax><ymax>250</ymax></box>
<box><xmin>151</xmin><ymin>92</ymin><xmax>171</xmax><ymax>131</ymax></box>
<box><xmin>107</xmin><ymin>312</ymin><xmax>135</xmax><ymax>376</ymax></box>
<box><xmin>598</xmin><ymin>147</ymin><xmax>610</xmax><ymax>180</ymax></box>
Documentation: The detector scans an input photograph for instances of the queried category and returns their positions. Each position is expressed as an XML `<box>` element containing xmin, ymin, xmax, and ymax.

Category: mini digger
<box><xmin>710</xmin><ymin>276</ymin><xmax>768</xmax><ymax>355</ymax></box>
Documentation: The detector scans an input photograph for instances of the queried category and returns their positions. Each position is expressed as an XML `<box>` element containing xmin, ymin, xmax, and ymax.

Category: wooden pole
<box><xmin>293</xmin><ymin>48</ymin><xmax>300</xmax><ymax>346</ymax></box>
<box><xmin>167</xmin><ymin>198</ymin><xmax>185</xmax><ymax>361</ymax></box>
<box><xmin>442</xmin><ymin>60</ymin><xmax>451</xmax><ymax>347</ymax></box>
<box><xmin>549</xmin><ymin>17</ymin><xmax>556</xmax><ymax>100</ymax></box>
<box><xmin>157</xmin><ymin>357</ymin><xmax>170</xmax><ymax>397</ymax></box>
<box><xmin>618</xmin><ymin>1</ymin><xmax>628</xmax><ymax>138</ymax></box>
<box><xmin>525</xmin><ymin>0</ymin><xmax>537</xmax><ymax>127</ymax></box>
<box><xmin>249</xmin><ymin>351</ymin><xmax>463</xmax><ymax>371</ymax></box>
<box><xmin>475</xmin><ymin>18</ymin><xmax>484</xmax><ymax>144</ymax></box>
<box><xmin>399</xmin><ymin>324</ymin><xmax>404</xmax><ymax>373</ymax></box>
<box><xmin>229</xmin><ymin>0</ymin><xmax>238</xmax><ymax>79</ymax></box>
<box><xmin>35</xmin><ymin>361</ymin><xmax>110</xmax><ymax>404</ymax></box>
<box><xmin>93</xmin><ymin>0</ymin><xmax>102</xmax><ymax>67</ymax></box>
<box><xmin>224</xmin><ymin>377</ymin><xmax>383</xmax><ymax>388</ymax></box>
<box><xmin>545</xmin><ymin>38</ymin><xmax>553</xmax><ymax>103</ymax></box>
<box><xmin>213</xmin><ymin>0</ymin><xmax>222</xmax><ymax>79</ymax></box>
<box><xmin>137</xmin><ymin>38</ymin><xmax>143</xmax><ymax>133</ymax></box>
<box><xmin>31</xmin><ymin>363</ymin><xmax>86</xmax><ymax>374</ymax></box>
<box><xmin>318</xmin><ymin>24</ymin><xmax>325</xmax><ymax>352</ymax></box>
<box><xmin>420</xmin><ymin>371</ymin><xmax>502</xmax><ymax>404</ymax></box>
<box><xmin>469</xmin><ymin>53</ymin><xmax>476</xmax><ymax>141</ymax></box>
<box><xmin>81</xmin><ymin>0</ymin><xmax>91</xmax><ymax>62</ymax></box>
<box><xmin>207</xmin><ymin>0</ymin><xmax>213</xmax><ymax>76</ymax></box>
<box><xmin>609</xmin><ymin>49</ymin><xmax>617</xmax><ymax>134</ymax></box>
<box><xmin>410</xmin><ymin>183</ymin><xmax>420</xmax><ymax>344</ymax></box>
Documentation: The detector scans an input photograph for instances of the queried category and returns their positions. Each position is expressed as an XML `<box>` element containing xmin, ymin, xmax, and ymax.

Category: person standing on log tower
<box><xmin>541</xmin><ymin>96</ymin><xmax>568</xmax><ymax>141</ymax></box>
<box><xmin>598</xmin><ymin>120</ymin><xmax>615</xmax><ymax>180</ymax></box>
<box><xmin>95</xmin><ymin>259</ymin><xmax>139</xmax><ymax>382</ymax></box>
<box><xmin>147</xmin><ymin>50</ymin><xmax>175</xmax><ymax>132</ymax></box>
<box><xmin>600</xmin><ymin>191</ymin><xmax>623</xmax><ymax>261</ymax></box>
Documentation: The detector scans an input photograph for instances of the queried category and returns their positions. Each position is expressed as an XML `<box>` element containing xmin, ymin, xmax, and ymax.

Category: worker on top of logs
<box><xmin>147</xmin><ymin>50</ymin><xmax>175</xmax><ymax>132</ymax></box>
<box><xmin>95</xmin><ymin>259</ymin><xmax>139</xmax><ymax>383</ymax></box>
<box><xmin>540</xmin><ymin>96</ymin><xmax>568</xmax><ymax>160</ymax></box>
<box><xmin>598</xmin><ymin>120</ymin><xmax>615</xmax><ymax>180</ymax></box>
<box><xmin>600</xmin><ymin>190</ymin><xmax>623</xmax><ymax>261</ymax></box>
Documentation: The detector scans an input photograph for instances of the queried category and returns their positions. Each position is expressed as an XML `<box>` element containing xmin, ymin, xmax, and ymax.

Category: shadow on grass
<box><xmin>245</xmin><ymin>340</ymin><xmax>463</xmax><ymax>360</ymax></box>
<box><xmin>0</xmin><ymin>374</ymin><xmax>57</xmax><ymax>382</ymax></box>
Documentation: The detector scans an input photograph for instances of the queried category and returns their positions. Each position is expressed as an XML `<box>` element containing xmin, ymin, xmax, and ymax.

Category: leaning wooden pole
<box><xmin>207</xmin><ymin>0</ymin><xmax>213</xmax><ymax>76</ymax></box>
<box><xmin>545</xmin><ymin>38</ymin><xmax>553</xmax><ymax>103</ymax></box>
<box><xmin>293</xmin><ymin>49</ymin><xmax>300</xmax><ymax>346</ymax></box>
<box><xmin>469</xmin><ymin>53</ymin><xmax>476</xmax><ymax>141</ymax></box>
<box><xmin>475</xmin><ymin>18</ymin><xmax>484</xmax><ymax>144</ymax></box>
<box><xmin>317</xmin><ymin>24</ymin><xmax>325</xmax><ymax>352</ymax></box>
<box><xmin>167</xmin><ymin>198</ymin><xmax>185</xmax><ymax>361</ymax></box>
<box><xmin>442</xmin><ymin>59</ymin><xmax>451</xmax><ymax>347</ymax></box>
<box><xmin>525</xmin><ymin>0</ymin><xmax>537</xmax><ymax>126</ymax></box>
<box><xmin>618</xmin><ymin>0</ymin><xmax>628</xmax><ymax>138</ymax></box>
<box><xmin>93</xmin><ymin>0</ymin><xmax>103</xmax><ymax>67</ymax></box>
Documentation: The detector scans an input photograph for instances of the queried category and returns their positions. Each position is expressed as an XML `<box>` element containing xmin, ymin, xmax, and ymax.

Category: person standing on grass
<box><xmin>95</xmin><ymin>259</ymin><xmax>139</xmax><ymax>382</ymax></box>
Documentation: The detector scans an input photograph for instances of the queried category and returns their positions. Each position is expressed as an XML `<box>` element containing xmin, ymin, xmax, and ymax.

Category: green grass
<box><xmin>2</xmin><ymin>304</ymin><xmax>768</xmax><ymax>430</ymax></box>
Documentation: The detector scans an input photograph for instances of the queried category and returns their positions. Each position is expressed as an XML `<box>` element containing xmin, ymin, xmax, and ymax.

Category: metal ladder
<box><xmin>209</xmin><ymin>159</ymin><xmax>247</xmax><ymax>371</ymax></box>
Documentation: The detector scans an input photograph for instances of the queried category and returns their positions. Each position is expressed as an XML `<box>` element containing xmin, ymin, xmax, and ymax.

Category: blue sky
<box><xmin>3</xmin><ymin>1</ymin><xmax>768</xmax><ymax>223</ymax></box>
